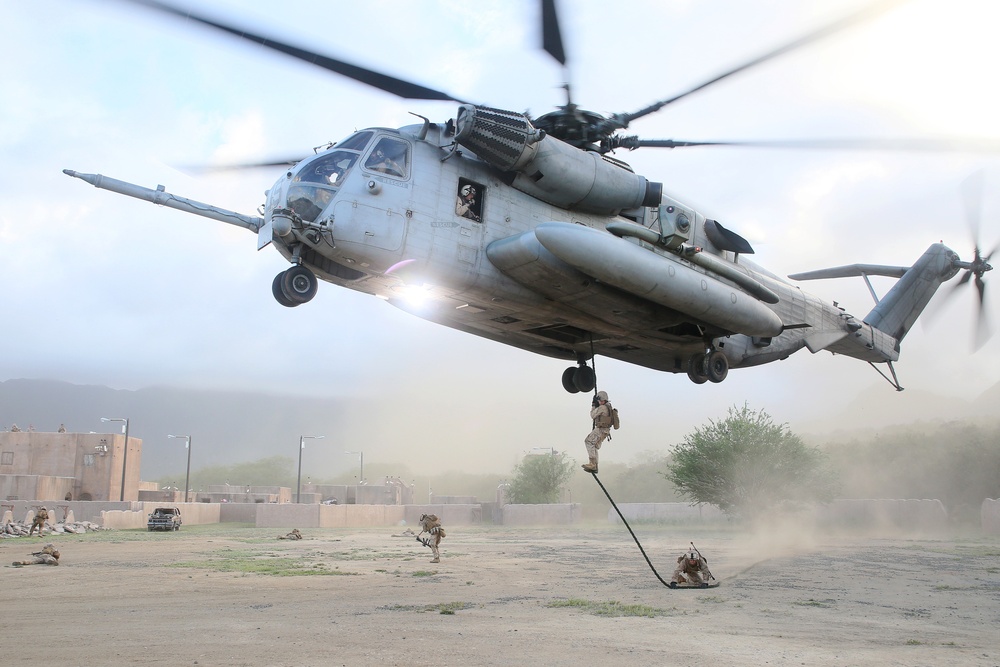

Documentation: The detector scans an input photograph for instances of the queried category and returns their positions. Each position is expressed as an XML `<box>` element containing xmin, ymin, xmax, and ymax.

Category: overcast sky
<box><xmin>2</xmin><ymin>0</ymin><xmax>999</xmax><ymax>477</ymax></box>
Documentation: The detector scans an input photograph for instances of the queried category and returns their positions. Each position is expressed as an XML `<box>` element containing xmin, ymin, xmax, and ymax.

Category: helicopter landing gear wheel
<box><xmin>687</xmin><ymin>354</ymin><xmax>708</xmax><ymax>384</ymax></box>
<box><xmin>272</xmin><ymin>272</ymin><xmax>298</xmax><ymax>308</ymax></box>
<box><xmin>573</xmin><ymin>365</ymin><xmax>597</xmax><ymax>392</ymax></box>
<box><xmin>282</xmin><ymin>265</ymin><xmax>318</xmax><ymax>304</ymax></box>
<box><xmin>706</xmin><ymin>350</ymin><xmax>729</xmax><ymax>383</ymax></box>
<box><xmin>561</xmin><ymin>367</ymin><xmax>580</xmax><ymax>394</ymax></box>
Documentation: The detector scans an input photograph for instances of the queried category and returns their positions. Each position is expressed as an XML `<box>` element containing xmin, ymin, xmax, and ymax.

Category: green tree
<box><xmin>508</xmin><ymin>450</ymin><xmax>576</xmax><ymax>504</ymax></box>
<box><xmin>665</xmin><ymin>404</ymin><xmax>838</xmax><ymax>519</ymax></box>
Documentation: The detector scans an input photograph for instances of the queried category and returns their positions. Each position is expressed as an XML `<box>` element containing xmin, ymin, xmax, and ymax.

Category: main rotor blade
<box><xmin>182</xmin><ymin>158</ymin><xmax>305</xmax><ymax>174</ymax></box>
<box><xmin>128</xmin><ymin>0</ymin><xmax>469</xmax><ymax>103</ymax></box>
<box><xmin>613</xmin><ymin>137</ymin><xmax>1000</xmax><ymax>153</ymax></box>
<box><xmin>541</xmin><ymin>0</ymin><xmax>567</xmax><ymax>66</ymax></box>
<box><xmin>614</xmin><ymin>0</ymin><xmax>910</xmax><ymax>128</ymax></box>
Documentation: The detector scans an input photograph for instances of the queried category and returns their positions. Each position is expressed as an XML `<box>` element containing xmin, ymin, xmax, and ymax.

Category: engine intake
<box><xmin>454</xmin><ymin>105</ymin><xmax>662</xmax><ymax>215</ymax></box>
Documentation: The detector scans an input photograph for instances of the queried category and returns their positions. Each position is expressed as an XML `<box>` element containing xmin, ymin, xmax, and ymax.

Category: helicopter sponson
<box><xmin>454</xmin><ymin>104</ymin><xmax>662</xmax><ymax>216</ymax></box>
<box><xmin>489</xmin><ymin>221</ymin><xmax>783</xmax><ymax>338</ymax></box>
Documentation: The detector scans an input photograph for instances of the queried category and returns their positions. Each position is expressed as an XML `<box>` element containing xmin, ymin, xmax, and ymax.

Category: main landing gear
<box><xmin>272</xmin><ymin>265</ymin><xmax>318</xmax><ymax>307</ymax></box>
<box><xmin>561</xmin><ymin>361</ymin><xmax>597</xmax><ymax>394</ymax></box>
<box><xmin>687</xmin><ymin>349</ymin><xmax>729</xmax><ymax>384</ymax></box>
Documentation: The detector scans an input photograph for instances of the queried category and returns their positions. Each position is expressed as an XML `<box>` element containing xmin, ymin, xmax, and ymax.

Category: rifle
<box><xmin>690</xmin><ymin>541</ymin><xmax>715</xmax><ymax>581</ymax></box>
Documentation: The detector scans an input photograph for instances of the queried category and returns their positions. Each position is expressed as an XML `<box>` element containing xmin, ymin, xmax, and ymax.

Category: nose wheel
<box><xmin>272</xmin><ymin>265</ymin><xmax>318</xmax><ymax>307</ymax></box>
<box><xmin>561</xmin><ymin>363</ymin><xmax>597</xmax><ymax>393</ymax></box>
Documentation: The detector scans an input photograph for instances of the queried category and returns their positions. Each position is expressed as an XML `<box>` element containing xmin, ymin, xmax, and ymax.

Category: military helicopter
<box><xmin>64</xmin><ymin>0</ymin><xmax>994</xmax><ymax>394</ymax></box>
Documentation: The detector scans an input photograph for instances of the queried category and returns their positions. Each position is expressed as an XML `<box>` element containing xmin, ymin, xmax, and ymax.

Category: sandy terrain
<box><xmin>2</xmin><ymin>523</ymin><xmax>998</xmax><ymax>666</ymax></box>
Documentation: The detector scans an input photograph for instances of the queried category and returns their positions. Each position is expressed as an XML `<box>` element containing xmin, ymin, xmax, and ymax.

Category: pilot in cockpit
<box><xmin>366</xmin><ymin>148</ymin><xmax>404</xmax><ymax>177</ymax></box>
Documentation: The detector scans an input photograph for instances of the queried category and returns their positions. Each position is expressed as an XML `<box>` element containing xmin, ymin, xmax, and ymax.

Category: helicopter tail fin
<box><xmin>863</xmin><ymin>243</ymin><xmax>959</xmax><ymax>342</ymax></box>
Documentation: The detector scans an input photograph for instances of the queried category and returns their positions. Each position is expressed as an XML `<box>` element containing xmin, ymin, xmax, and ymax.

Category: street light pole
<box><xmin>344</xmin><ymin>450</ymin><xmax>363</xmax><ymax>484</ymax></box>
<box><xmin>101</xmin><ymin>417</ymin><xmax>130</xmax><ymax>501</ymax></box>
<box><xmin>168</xmin><ymin>435</ymin><xmax>192</xmax><ymax>503</ymax></box>
<box><xmin>297</xmin><ymin>435</ymin><xmax>324</xmax><ymax>503</ymax></box>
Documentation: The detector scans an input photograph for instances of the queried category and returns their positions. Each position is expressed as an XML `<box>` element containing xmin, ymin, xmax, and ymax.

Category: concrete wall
<box><xmin>100</xmin><ymin>502</ymin><xmax>222</xmax><ymax>530</ymax></box>
<box><xmin>254</xmin><ymin>504</ymin><xmax>483</xmax><ymax>528</ymax></box>
<box><xmin>982</xmin><ymin>498</ymin><xmax>1000</xmax><ymax>535</ymax></box>
<box><xmin>320</xmin><ymin>504</ymin><xmax>406</xmax><ymax>528</ymax></box>
<box><xmin>608</xmin><ymin>503</ymin><xmax>727</xmax><ymax>524</ymax></box>
<box><xmin>219</xmin><ymin>503</ymin><xmax>259</xmax><ymax>524</ymax></box>
<box><xmin>502</xmin><ymin>503</ymin><xmax>581</xmax><ymax>525</ymax></box>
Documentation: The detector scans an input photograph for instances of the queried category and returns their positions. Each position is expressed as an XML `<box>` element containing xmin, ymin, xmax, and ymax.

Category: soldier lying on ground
<box><xmin>278</xmin><ymin>529</ymin><xmax>302</xmax><ymax>540</ymax></box>
<box><xmin>13</xmin><ymin>543</ymin><xmax>60</xmax><ymax>567</ymax></box>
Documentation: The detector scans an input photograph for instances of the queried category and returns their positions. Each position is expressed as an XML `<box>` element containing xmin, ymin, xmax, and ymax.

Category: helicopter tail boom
<box><xmin>862</xmin><ymin>244</ymin><xmax>960</xmax><ymax>343</ymax></box>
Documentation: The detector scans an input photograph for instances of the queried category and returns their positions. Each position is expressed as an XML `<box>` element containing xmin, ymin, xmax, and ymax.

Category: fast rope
<box><xmin>589</xmin><ymin>472</ymin><xmax>671</xmax><ymax>588</ymax></box>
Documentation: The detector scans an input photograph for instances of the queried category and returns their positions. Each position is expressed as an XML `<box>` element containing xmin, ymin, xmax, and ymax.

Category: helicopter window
<box><xmin>456</xmin><ymin>179</ymin><xmax>483</xmax><ymax>223</ymax></box>
<box><xmin>337</xmin><ymin>131</ymin><xmax>374</xmax><ymax>152</ymax></box>
<box><xmin>293</xmin><ymin>150</ymin><xmax>358</xmax><ymax>186</ymax></box>
<box><xmin>287</xmin><ymin>185</ymin><xmax>334</xmax><ymax>223</ymax></box>
<box><xmin>363</xmin><ymin>138</ymin><xmax>409</xmax><ymax>179</ymax></box>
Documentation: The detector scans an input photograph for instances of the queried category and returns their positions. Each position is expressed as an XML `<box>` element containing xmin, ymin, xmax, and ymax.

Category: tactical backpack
<box><xmin>611</xmin><ymin>407</ymin><xmax>620</xmax><ymax>430</ymax></box>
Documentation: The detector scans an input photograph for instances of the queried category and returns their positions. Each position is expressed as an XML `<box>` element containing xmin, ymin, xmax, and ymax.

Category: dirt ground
<box><xmin>2</xmin><ymin>522</ymin><xmax>998</xmax><ymax>667</ymax></box>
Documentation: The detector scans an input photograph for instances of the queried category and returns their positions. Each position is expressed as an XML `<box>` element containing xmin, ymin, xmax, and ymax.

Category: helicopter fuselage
<box><xmin>261</xmin><ymin>118</ymin><xmax>927</xmax><ymax>383</ymax></box>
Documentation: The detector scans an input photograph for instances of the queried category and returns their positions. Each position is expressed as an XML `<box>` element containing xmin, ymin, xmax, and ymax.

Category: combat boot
<box><xmin>581</xmin><ymin>456</ymin><xmax>598</xmax><ymax>474</ymax></box>
<box><xmin>430</xmin><ymin>557</ymin><xmax>440</xmax><ymax>563</ymax></box>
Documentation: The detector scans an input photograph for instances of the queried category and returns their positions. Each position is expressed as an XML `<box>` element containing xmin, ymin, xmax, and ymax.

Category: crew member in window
<box><xmin>456</xmin><ymin>184</ymin><xmax>480</xmax><ymax>222</ymax></box>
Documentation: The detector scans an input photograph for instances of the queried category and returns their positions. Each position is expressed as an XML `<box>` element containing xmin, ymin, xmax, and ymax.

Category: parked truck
<box><xmin>147</xmin><ymin>507</ymin><xmax>182</xmax><ymax>531</ymax></box>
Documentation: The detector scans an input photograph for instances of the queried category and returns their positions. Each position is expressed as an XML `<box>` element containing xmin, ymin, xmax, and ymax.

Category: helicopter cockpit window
<box><xmin>337</xmin><ymin>131</ymin><xmax>374</xmax><ymax>152</ymax></box>
<box><xmin>363</xmin><ymin>138</ymin><xmax>409</xmax><ymax>179</ymax></box>
<box><xmin>456</xmin><ymin>179</ymin><xmax>484</xmax><ymax>223</ymax></box>
<box><xmin>293</xmin><ymin>150</ymin><xmax>358</xmax><ymax>187</ymax></box>
<box><xmin>287</xmin><ymin>185</ymin><xmax>334</xmax><ymax>223</ymax></box>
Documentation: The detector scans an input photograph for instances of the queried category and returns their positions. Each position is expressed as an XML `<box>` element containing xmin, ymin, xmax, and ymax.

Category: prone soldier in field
<box><xmin>28</xmin><ymin>506</ymin><xmax>49</xmax><ymax>537</ymax></box>
<box><xmin>416</xmin><ymin>513</ymin><xmax>446</xmax><ymax>563</ymax></box>
<box><xmin>278</xmin><ymin>528</ymin><xmax>302</xmax><ymax>540</ymax></box>
<box><xmin>13</xmin><ymin>543</ymin><xmax>60</xmax><ymax>567</ymax></box>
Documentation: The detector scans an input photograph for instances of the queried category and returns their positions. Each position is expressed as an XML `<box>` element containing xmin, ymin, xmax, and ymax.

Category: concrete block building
<box><xmin>0</xmin><ymin>431</ymin><xmax>142</xmax><ymax>501</ymax></box>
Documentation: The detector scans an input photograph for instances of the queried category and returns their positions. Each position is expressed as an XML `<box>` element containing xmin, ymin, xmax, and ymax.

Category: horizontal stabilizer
<box><xmin>803</xmin><ymin>330</ymin><xmax>849</xmax><ymax>353</ymax></box>
<box><xmin>789</xmin><ymin>263</ymin><xmax>908</xmax><ymax>281</ymax></box>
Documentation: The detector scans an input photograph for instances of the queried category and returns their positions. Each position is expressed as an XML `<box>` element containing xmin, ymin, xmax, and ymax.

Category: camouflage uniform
<box><xmin>28</xmin><ymin>507</ymin><xmax>49</xmax><ymax>537</ymax></box>
<box><xmin>670</xmin><ymin>550</ymin><xmax>710</xmax><ymax>587</ymax></box>
<box><xmin>583</xmin><ymin>391</ymin><xmax>612</xmax><ymax>473</ymax></box>
<box><xmin>13</xmin><ymin>544</ymin><xmax>60</xmax><ymax>567</ymax></box>
<box><xmin>278</xmin><ymin>529</ymin><xmax>302</xmax><ymax>540</ymax></box>
<box><xmin>417</xmin><ymin>514</ymin><xmax>446</xmax><ymax>563</ymax></box>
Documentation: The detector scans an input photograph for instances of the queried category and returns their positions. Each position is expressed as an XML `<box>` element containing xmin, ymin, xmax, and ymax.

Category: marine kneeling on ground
<box><xmin>13</xmin><ymin>543</ymin><xmax>60</xmax><ymax>567</ymax></box>
<box><xmin>669</xmin><ymin>547</ymin><xmax>713</xmax><ymax>588</ymax></box>
<box><xmin>416</xmin><ymin>513</ymin><xmax>446</xmax><ymax>563</ymax></box>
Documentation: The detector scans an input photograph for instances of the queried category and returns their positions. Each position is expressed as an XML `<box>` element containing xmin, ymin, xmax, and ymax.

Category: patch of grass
<box><xmin>546</xmin><ymin>598</ymin><xmax>678</xmax><ymax>618</ymax></box>
<box><xmin>905</xmin><ymin>639</ymin><xmax>924</xmax><ymax>645</ymax></box>
<box><xmin>384</xmin><ymin>602</ymin><xmax>474</xmax><ymax>614</ymax></box>
<box><xmin>169</xmin><ymin>548</ymin><xmax>357</xmax><ymax>576</ymax></box>
<box><xmin>792</xmin><ymin>598</ymin><xmax>835</xmax><ymax>608</ymax></box>
<box><xmin>698</xmin><ymin>596</ymin><xmax>725</xmax><ymax>604</ymax></box>
<box><xmin>412</xmin><ymin>570</ymin><xmax>438</xmax><ymax>577</ymax></box>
